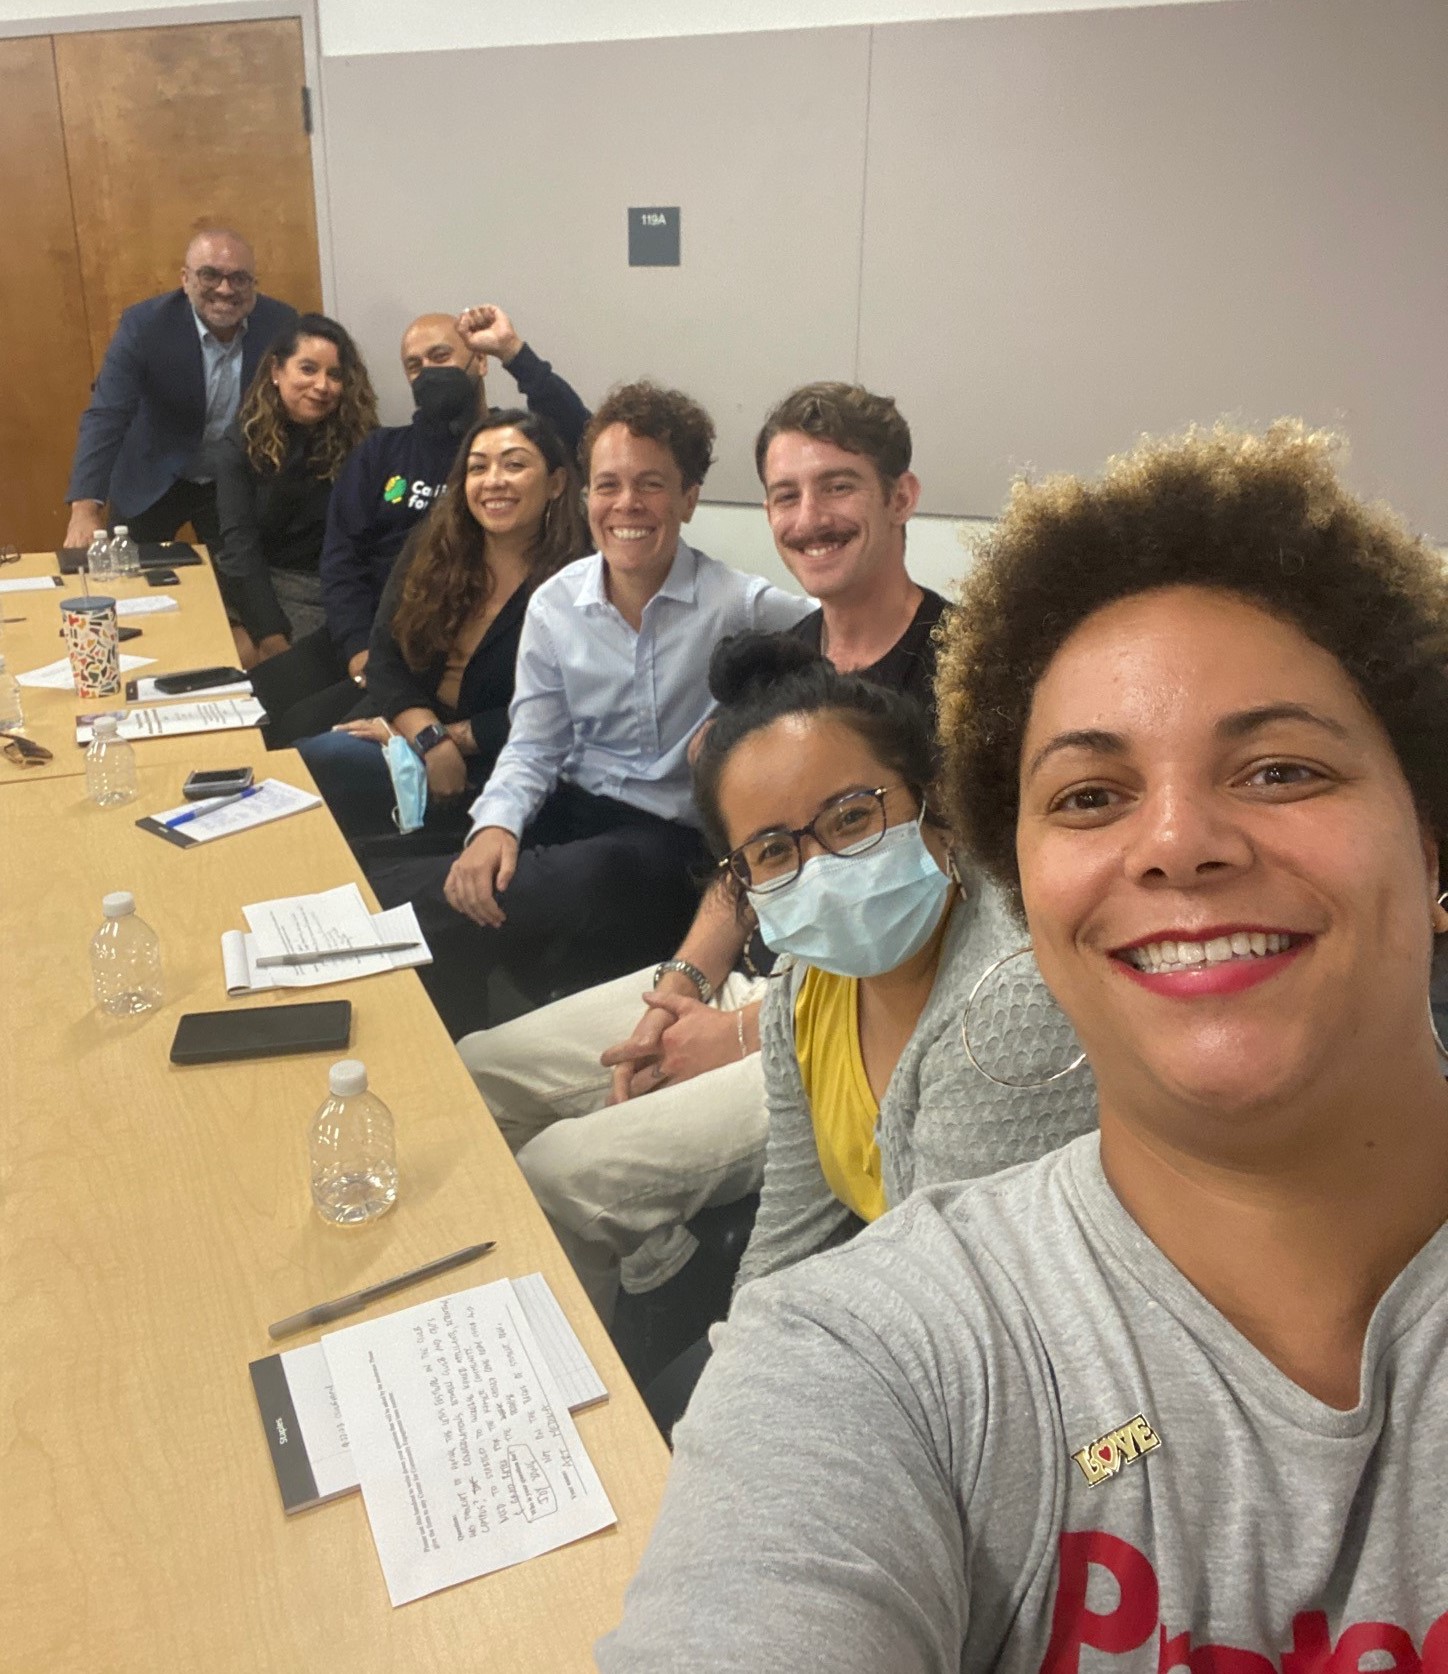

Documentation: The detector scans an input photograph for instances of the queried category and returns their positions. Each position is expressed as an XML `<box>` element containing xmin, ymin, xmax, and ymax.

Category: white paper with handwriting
<box><xmin>322</xmin><ymin>1282</ymin><xmax>616</xmax><ymax>1606</ymax></box>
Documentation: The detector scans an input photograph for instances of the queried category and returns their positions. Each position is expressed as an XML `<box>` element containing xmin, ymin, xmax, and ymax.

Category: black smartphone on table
<box><xmin>152</xmin><ymin>665</ymin><xmax>246</xmax><ymax>695</ymax></box>
<box><xmin>145</xmin><ymin>569</ymin><xmax>180</xmax><ymax>587</ymax></box>
<box><xmin>170</xmin><ymin>1000</ymin><xmax>353</xmax><ymax>1065</ymax></box>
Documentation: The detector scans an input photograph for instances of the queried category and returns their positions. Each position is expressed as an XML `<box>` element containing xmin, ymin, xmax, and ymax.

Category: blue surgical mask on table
<box><xmin>384</xmin><ymin>732</ymin><xmax>428</xmax><ymax>834</ymax></box>
<box><xmin>748</xmin><ymin>818</ymin><xmax>953</xmax><ymax>979</ymax></box>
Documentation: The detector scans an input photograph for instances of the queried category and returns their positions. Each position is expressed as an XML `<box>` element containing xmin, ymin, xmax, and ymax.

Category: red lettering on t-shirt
<box><xmin>1328</xmin><ymin>1623</ymin><xmax>1423</xmax><ymax>1674</ymax></box>
<box><xmin>1420</xmin><ymin>1613</ymin><xmax>1448</xmax><ymax>1674</ymax></box>
<box><xmin>1040</xmin><ymin>1531</ymin><xmax>1159</xmax><ymax>1674</ymax></box>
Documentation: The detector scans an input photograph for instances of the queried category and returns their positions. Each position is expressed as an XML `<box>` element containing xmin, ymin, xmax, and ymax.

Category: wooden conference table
<box><xmin>0</xmin><ymin>553</ymin><xmax>669</xmax><ymax>1669</ymax></box>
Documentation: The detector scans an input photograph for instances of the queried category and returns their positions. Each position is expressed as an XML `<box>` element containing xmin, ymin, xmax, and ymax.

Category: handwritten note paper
<box><xmin>322</xmin><ymin>1283</ymin><xmax>616</xmax><ymax>1606</ymax></box>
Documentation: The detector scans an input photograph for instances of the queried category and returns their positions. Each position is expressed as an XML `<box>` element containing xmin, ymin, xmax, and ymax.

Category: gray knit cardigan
<box><xmin>735</xmin><ymin>866</ymin><xmax>1100</xmax><ymax>1292</ymax></box>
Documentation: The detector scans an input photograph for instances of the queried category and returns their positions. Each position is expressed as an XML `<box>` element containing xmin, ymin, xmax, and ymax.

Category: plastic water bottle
<box><xmin>87</xmin><ymin>527</ymin><xmax>115</xmax><ymax>582</ymax></box>
<box><xmin>0</xmin><ymin>655</ymin><xmax>22</xmax><ymax>730</ymax></box>
<box><xmin>90</xmin><ymin>892</ymin><xmax>163</xmax><ymax>1016</ymax></box>
<box><xmin>310</xmin><ymin>1060</ymin><xmax>399</xmax><ymax>1225</ymax></box>
<box><xmin>110</xmin><ymin>525</ymin><xmax>141</xmax><ymax>579</ymax></box>
<box><xmin>85</xmin><ymin>715</ymin><xmax>138</xmax><ymax>805</ymax></box>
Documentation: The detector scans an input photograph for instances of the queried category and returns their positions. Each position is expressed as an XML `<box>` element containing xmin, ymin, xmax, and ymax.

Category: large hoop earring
<box><xmin>1432</xmin><ymin>894</ymin><xmax>1448</xmax><ymax>1063</ymax></box>
<box><xmin>961</xmin><ymin>947</ymin><xmax>1087</xmax><ymax>1090</ymax></box>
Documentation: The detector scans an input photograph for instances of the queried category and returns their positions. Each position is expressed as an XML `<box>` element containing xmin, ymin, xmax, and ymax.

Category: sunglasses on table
<box><xmin>1</xmin><ymin>732</ymin><xmax>54</xmax><ymax>768</ymax></box>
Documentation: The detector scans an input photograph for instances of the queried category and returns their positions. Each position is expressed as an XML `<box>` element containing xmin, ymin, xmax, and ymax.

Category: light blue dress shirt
<box><xmin>469</xmin><ymin>540</ymin><xmax>812</xmax><ymax>839</ymax></box>
<box><xmin>189</xmin><ymin>309</ymin><xmax>248</xmax><ymax>480</ymax></box>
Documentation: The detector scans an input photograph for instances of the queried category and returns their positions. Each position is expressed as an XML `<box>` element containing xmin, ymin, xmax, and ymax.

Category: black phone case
<box><xmin>169</xmin><ymin>1001</ymin><xmax>353</xmax><ymax>1065</ymax></box>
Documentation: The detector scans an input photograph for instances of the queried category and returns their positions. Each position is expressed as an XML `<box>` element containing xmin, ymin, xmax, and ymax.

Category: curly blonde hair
<box><xmin>239</xmin><ymin>313</ymin><xmax>378</xmax><ymax>481</ymax></box>
<box><xmin>936</xmin><ymin>420</ymin><xmax>1448</xmax><ymax>916</ymax></box>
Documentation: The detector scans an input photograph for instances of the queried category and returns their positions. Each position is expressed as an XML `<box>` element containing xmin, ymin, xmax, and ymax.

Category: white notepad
<box><xmin>322</xmin><ymin>1277</ymin><xmax>616</xmax><ymax>1605</ymax></box>
<box><xmin>115</xmin><ymin>594</ymin><xmax>179</xmax><ymax>616</ymax></box>
<box><xmin>0</xmin><ymin>575</ymin><xmax>64</xmax><ymax>595</ymax></box>
<box><xmin>249</xmin><ymin>1274</ymin><xmax>606</xmax><ymax>1515</ymax></box>
<box><xmin>138</xmin><ymin>779</ymin><xmax>322</xmax><ymax>849</ymax></box>
<box><xmin>222</xmin><ymin>884</ymin><xmax>431</xmax><ymax>993</ymax></box>
<box><xmin>17</xmin><ymin>652</ymin><xmax>152</xmax><ymax>690</ymax></box>
<box><xmin>74</xmin><ymin>695</ymin><xmax>266</xmax><ymax>742</ymax></box>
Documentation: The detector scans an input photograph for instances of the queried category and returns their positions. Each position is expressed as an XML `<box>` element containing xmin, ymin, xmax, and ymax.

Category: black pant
<box><xmin>128</xmin><ymin>479</ymin><xmax>221</xmax><ymax>551</ymax></box>
<box><xmin>369</xmin><ymin>783</ymin><xmax>710</xmax><ymax>1038</ymax></box>
<box><xmin>248</xmin><ymin>629</ymin><xmax>353</xmax><ymax>747</ymax></box>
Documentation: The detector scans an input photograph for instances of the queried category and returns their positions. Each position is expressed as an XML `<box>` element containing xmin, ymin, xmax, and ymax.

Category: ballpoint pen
<box><xmin>162</xmin><ymin>784</ymin><xmax>262</xmax><ymax>827</ymax></box>
<box><xmin>267</xmin><ymin>1241</ymin><xmax>496</xmax><ymax>1338</ymax></box>
<box><xmin>253</xmin><ymin>939</ymin><xmax>424</xmax><ymax>968</ymax></box>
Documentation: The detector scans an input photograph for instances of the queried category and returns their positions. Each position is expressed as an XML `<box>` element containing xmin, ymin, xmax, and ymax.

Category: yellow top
<box><xmin>793</xmin><ymin>965</ymin><xmax>887</xmax><ymax>1223</ymax></box>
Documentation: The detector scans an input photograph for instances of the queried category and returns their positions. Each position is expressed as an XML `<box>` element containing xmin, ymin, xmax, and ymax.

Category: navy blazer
<box><xmin>66</xmin><ymin>288</ymin><xmax>298</xmax><ymax>519</ymax></box>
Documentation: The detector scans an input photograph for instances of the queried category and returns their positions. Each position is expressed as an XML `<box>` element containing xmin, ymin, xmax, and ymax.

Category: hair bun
<box><xmin>708</xmin><ymin>631</ymin><xmax>822</xmax><ymax>705</ymax></box>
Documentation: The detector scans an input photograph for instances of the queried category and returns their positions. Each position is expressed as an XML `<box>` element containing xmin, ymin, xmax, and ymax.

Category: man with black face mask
<box><xmin>255</xmin><ymin>306</ymin><xmax>589</xmax><ymax>744</ymax></box>
<box><xmin>321</xmin><ymin>306</ymin><xmax>589</xmax><ymax>688</ymax></box>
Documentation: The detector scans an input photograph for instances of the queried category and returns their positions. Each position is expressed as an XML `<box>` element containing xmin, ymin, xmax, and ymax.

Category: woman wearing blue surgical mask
<box><xmin>689</xmin><ymin>631</ymin><xmax>1098</xmax><ymax>1298</ymax></box>
<box><xmin>297</xmin><ymin>409</ymin><xmax>588</xmax><ymax>842</ymax></box>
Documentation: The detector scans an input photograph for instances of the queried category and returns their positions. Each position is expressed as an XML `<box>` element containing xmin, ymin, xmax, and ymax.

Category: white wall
<box><xmin>688</xmin><ymin>504</ymin><xmax>989</xmax><ymax>600</ymax></box>
<box><xmin>0</xmin><ymin>0</ymin><xmax>1236</xmax><ymax>54</ymax></box>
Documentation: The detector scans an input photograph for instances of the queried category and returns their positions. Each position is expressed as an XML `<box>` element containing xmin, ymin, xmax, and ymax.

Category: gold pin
<box><xmin>1071</xmin><ymin>1412</ymin><xmax>1162</xmax><ymax>1487</ymax></box>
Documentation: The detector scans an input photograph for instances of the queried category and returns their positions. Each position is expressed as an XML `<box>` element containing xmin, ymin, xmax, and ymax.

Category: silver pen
<box><xmin>267</xmin><ymin>1241</ymin><xmax>497</xmax><ymax>1339</ymax></box>
<box><xmin>253</xmin><ymin>939</ymin><xmax>423</xmax><ymax>968</ymax></box>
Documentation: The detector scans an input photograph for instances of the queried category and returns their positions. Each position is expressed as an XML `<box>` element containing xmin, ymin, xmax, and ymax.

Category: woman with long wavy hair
<box><xmin>210</xmin><ymin>312</ymin><xmax>378</xmax><ymax>670</ymax></box>
<box><xmin>297</xmin><ymin>407</ymin><xmax>587</xmax><ymax>841</ymax></box>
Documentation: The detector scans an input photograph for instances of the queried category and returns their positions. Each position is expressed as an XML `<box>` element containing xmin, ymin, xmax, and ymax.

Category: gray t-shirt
<box><xmin>599</xmin><ymin>1134</ymin><xmax>1448</xmax><ymax>1672</ymax></box>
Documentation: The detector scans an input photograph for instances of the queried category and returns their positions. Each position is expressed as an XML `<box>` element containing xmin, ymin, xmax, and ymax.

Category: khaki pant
<box><xmin>459</xmin><ymin>966</ymin><xmax>768</xmax><ymax>1321</ymax></box>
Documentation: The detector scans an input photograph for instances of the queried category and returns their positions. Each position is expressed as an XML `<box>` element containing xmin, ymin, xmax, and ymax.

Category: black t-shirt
<box><xmin>787</xmin><ymin>587</ymin><xmax>949</xmax><ymax>722</ymax></box>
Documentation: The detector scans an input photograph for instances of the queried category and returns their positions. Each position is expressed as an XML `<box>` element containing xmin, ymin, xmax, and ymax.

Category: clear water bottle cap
<box><xmin>113</xmin><ymin>525</ymin><xmax>129</xmax><ymax>536</ymax></box>
<box><xmin>329</xmin><ymin>1059</ymin><xmax>368</xmax><ymax>1097</ymax></box>
<box><xmin>102</xmin><ymin>891</ymin><xmax>136</xmax><ymax>919</ymax></box>
<box><xmin>93</xmin><ymin>715</ymin><xmax>119</xmax><ymax>739</ymax></box>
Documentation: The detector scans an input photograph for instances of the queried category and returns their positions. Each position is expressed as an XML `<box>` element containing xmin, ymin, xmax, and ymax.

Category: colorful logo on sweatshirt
<box><xmin>383</xmin><ymin>474</ymin><xmax>406</xmax><ymax>504</ymax></box>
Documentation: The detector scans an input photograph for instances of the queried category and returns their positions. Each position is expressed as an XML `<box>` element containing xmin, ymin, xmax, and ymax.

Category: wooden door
<box><xmin>0</xmin><ymin>37</ymin><xmax>96</xmax><ymax>553</ymax></box>
<box><xmin>0</xmin><ymin>18</ymin><xmax>323</xmax><ymax>550</ymax></box>
<box><xmin>55</xmin><ymin>19</ymin><xmax>323</xmax><ymax>369</ymax></box>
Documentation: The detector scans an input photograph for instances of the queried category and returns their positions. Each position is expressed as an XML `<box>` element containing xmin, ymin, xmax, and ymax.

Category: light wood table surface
<box><xmin>0</xmin><ymin>548</ymin><xmax>253</xmax><ymax>784</ymax></box>
<box><xmin>0</xmin><ymin>750</ymin><xmax>669</xmax><ymax>1671</ymax></box>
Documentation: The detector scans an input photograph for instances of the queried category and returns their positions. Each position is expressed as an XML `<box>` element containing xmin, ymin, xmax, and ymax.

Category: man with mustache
<box><xmin>462</xmin><ymin>382</ymin><xmax>948</xmax><ymax>1328</ymax></box>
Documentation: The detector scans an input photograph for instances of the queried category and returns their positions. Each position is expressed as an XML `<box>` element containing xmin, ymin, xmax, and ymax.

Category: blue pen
<box><xmin>162</xmin><ymin>784</ymin><xmax>263</xmax><ymax>829</ymax></box>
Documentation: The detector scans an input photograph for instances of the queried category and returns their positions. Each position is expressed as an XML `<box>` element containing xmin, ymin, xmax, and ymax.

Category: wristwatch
<box><xmin>653</xmin><ymin>959</ymin><xmax>713</xmax><ymax>1004</ymax></box>
<box><xmin>412</xmin><ymin>722</ymin><xmax>450</xmax><ymax>757</ymax></box>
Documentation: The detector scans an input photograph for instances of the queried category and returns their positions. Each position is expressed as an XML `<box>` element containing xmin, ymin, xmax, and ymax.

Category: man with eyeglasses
<box><xmin>63</xmin><ymin>226</ymin><xmax>297</xmax><ymax>553</ymax></box>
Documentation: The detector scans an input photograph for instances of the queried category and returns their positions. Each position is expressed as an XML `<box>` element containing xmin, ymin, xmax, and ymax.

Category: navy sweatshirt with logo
<box><xmin>318</xmin><ymin>343</ymin><xmax>590</xmax><ymax>660</ymax></box>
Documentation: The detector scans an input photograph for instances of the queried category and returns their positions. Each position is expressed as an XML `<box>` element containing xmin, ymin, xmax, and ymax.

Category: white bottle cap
<box><xmin>93</xmin><ymin>715</ymin><xmax>119</xmax><ymax>739</ymax></box>
<box><xmin>329</xmin><ymin>1059</ymin><xmax>368</xmax><ymax>1097</ymax></box>
<box><xmin>113</xmin><ymin>525</ymin><xmax>128</xmax><ymax>536</ymax></box>
<box><xmin>102</xmin><ymin>891</ymin><xmax>136</xmax><ymax>919</ymax></box>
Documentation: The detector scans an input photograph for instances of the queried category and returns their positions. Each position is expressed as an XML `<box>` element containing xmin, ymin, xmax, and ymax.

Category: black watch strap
<box><xmin>413</xmin><ymin>722</ymin><xmax>450</xmax><ymax>757</ymax></box>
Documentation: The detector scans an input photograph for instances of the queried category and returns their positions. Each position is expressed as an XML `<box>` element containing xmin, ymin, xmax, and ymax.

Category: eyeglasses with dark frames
<box><xmin>1</xmin><ymin>732</ymin><xmax>54</xmax><ymax>768</ymax></box>
<box><xmin>722</xmin><ymin>786</ymin><xmax>904</xmax><ymax>894</ymax></box>
<box><xmin>189</xmin><ymin>266</ymin><xmax>255</xmax><ymax>291</ymax></box>
<box><xmin>0</xmin><ymin>546</ymin><xmax>20</xmax><ymax>565</ymax></box>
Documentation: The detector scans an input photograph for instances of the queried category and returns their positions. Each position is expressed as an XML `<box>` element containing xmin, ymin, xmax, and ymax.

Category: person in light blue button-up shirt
<box><xmin>369</xmin><ymin>382</ymin><xmax>810</xmax><ymax>1037</ymax></box>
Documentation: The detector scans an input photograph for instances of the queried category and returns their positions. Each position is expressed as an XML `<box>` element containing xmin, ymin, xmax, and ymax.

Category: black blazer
<box><xmin>67</xmin><ymin>289</ymin><xmax>297</xmax><ymax>517</ymax></box>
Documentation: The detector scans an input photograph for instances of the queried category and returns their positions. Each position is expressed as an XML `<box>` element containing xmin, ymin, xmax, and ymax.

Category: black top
<box><xmin>211</xmin><ymin>419</ymin><xmax>337</xmax><ymax>640</ymax></box>
<box><xmin>789</xmin><ymin>586</ymin><xmax>950</xmax><ymax>721</ymax></box>
<box><xmin>319</xmin><ymin>343</ymin><xmax>592</xmax><ymax>661</ymax></box>
<box><xmin>363</xmin><ymin>541</ymin><xmax>532</xmax><ymax>776</ymax></box>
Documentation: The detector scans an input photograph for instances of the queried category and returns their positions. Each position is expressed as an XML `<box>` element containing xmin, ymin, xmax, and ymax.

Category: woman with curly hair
<box><xmin>210</xmin><ymin>312</ymin><xmax>377</xmax><ymax>668</ymax></box>
<box><xmin>297</xmin><ymin>408</ymin><xmax>587</xmax><ymax>840</ymax></box>
<box><xmin>602</xmin><ymin>422</ymin><xmax>1448</xmax><ymax>1670</ymax></box>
